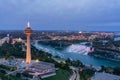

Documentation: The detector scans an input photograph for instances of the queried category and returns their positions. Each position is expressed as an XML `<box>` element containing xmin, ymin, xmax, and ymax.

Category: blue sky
<box><xmin>0</xmin><ymin>0</ymin><xmax>120</xmax><ymax>31</ymax></box>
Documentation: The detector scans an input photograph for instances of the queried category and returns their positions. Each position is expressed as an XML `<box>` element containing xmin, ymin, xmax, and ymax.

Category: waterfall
<box><xmin>65</xmin><ymin>44</ymin><xmax>92</xmax><ymax>55</ymax></box>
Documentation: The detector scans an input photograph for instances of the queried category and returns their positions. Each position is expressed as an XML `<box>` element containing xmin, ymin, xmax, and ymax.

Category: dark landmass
<box><xmin>38</xmin><ymin>40</ymin><xmax>87</xmax><ymax>50</ymax></box>
<box><xmin>90</xmin><ymin>40</ymin><xmax>120</xmax><ymax>62</ymax></box>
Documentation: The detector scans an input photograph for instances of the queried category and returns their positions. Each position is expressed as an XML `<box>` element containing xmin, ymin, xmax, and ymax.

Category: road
<box><xmin>5</xmin><ymin>69</ymin><xmax>24</xmax><ymax>76</ymax></box>
<box><xmin>69</xmin><ymin>66</ymin><xmax>80</xmax><ymax>80</ymax></box>
<box><xmin>76</xmin><ymin>70</ymin><xmax>80</xmax><ymax>80</ymax></box>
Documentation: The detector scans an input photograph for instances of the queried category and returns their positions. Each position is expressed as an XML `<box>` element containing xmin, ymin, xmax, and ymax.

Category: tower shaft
<box><xmin>26</xmin><ymin>34</ymin><xmax>31</xmax><ymax>64</ymax></box>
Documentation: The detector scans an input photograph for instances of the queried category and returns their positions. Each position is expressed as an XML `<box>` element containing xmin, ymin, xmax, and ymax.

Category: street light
<box><xmin>35</xmin><ymin>59</ymin><xmax>39</xmax><ymax>62</ymax></box>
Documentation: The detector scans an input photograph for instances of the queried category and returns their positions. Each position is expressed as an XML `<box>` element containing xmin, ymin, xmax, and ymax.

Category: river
<box><xmin>33</xmin><ymin>43</ymin><xmax>120</xmax><ymax>67</ymax></box>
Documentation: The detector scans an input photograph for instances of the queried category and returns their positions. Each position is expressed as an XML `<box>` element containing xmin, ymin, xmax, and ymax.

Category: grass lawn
<box><xmin>42</xmin><ymin>69</ymin><xmax>71</xmax><ymax>80</ymax></box>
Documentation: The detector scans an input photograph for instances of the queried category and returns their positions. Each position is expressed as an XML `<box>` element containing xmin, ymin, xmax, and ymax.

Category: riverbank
<box><xmin>90</xmin><ymin>54</ymin><xmax>120</xmax><ymax>62</ymax></box>
<box><xmin>89</xmin><ymin>49</ymin><xmax>120</xmax><ymax>62</ymax></box>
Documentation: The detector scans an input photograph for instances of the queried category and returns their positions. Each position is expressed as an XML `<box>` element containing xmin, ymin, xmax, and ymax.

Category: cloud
<box><xmin>0</xmin><ymin>0</ymin><xmax>120</xmax><ymax>30</ymax></box>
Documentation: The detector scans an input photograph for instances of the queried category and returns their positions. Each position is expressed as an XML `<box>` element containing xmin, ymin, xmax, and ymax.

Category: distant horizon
<box><xmin>0</xmin><ymin>26</ymin><xmax>120</xmax><ymax>32</ymax></box>
<box><xmin>0</xmin><ymin>29</ymin><xmax>120</xmax><ymax>32</ymax></box>
<box><xmin>0</xmin><ymin>24</ymin><xmax>120</xmax><ymax>31</ymax></box>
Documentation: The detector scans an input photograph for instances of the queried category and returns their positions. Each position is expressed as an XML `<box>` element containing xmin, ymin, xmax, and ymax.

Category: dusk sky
<box><xmin>0</xmin><ymin>0</ymin><xmax>120</xmax><ymax>31</ymax></box>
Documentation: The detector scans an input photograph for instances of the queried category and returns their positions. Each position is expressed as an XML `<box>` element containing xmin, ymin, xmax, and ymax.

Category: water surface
<box><xmin>34</xmin><ymin>43</ymin><xmax>120</xmax><ymax>67</ymax></box>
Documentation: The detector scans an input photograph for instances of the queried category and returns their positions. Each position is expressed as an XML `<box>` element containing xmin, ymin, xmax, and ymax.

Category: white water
<box><xmin>65</xmin><ymin>44</ymin><xmax>92</xmax><ymax>55</ymax></box>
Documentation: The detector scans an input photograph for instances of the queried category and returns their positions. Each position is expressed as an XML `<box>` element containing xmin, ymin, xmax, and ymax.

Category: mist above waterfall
<box><xmin>65</xmin><ymin>44</ymin><xmax>93</xmax><ymax>55</ymax></box>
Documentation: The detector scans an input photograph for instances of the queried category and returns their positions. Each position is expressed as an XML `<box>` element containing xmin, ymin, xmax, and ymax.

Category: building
<box><xmin>12</xmin><ymin>37</ymin><xmax>24</xmax><ymax>44</ymax></box>
<box><xmin>26</xmin><ymin>61</ymin><xmax>56</xmax><ymax>78</ymax></box>
<box><xmin>91</xmin><ymin>72</ymin><xmax>120</xmax><ymax>80</ymax></box>
<box><xmin>24</xmin><ymin>22</ymin><xmax>33</xmax><ymax>64</ymax></box>
<box><xmin>0</xmin><ymin>34</ymin><xmax>10</xmax><ymax>46</ymax></box>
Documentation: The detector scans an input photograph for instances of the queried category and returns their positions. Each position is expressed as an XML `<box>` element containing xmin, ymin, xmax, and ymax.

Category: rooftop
<box><xmin>91</xmin><ymin>72</ymin><xmax>120</xmax><ymax>80</ymax></box>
